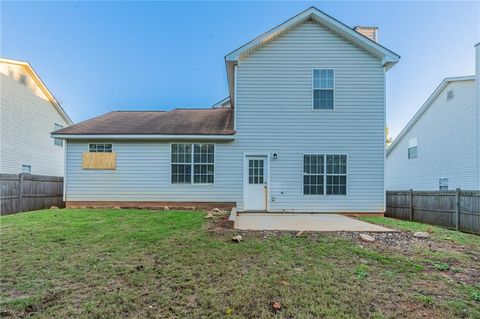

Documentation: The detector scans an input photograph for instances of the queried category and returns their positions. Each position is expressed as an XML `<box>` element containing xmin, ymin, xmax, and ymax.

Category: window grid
<box><xmin>303</xmin><ymin>155</ymin><xmax>324</xmax><ymax>195</ymax></box>
<box><xmin>88</xmin><ymin>143</ymin><xmax>113</xmax><ymax>153</ymax></box>
<box><xmin>439</xmin><ymin>178</ymin><xmax>448</xmax><ymax>191</ymax></box>
<box><xmin>408</xmin><ymin>146</ymin><xmax>417</xmax><ymax>159</ymax></box>
<box><xmin>248</xmin><ymin>159</ymin><xmax>264</xmax><ymax>184</ymax></box>
<box><xmin>313</xmin><ymin>69</ymin><xmax>334</xmax><ymax>110</ymax></box>
<box><xmin>171</xmin><ymin>144</ymin><xmax>214</xmax><ymax>184</ymax></box>
<box><xmin>303</xmin><ymin>154</ymin><xmax>347</xmax><ymax>195</ymax></box>
<box><xmin>54</xmin><ymin>123</ymin><xmax>63</xmax><ymax>146</ymax></box>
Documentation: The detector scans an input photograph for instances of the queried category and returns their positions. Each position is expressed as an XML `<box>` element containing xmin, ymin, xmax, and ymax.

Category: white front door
<box><xmin>244</xmin><ymin>156</ymin><xmax>268</xmax><ymax>211</ymax></box>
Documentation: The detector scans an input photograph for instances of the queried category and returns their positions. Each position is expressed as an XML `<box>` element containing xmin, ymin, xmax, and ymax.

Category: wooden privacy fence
<box><xmin>386</xmin><ymin>189</ymin><xmax>480</xmax><ymax>234</ymax></box>
<box><xmin>0</xmin><ymin>173</ymin><xmax>64</xmax><ymax>215</ymax></box>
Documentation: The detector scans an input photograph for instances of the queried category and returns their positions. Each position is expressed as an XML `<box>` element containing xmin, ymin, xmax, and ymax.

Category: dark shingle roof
<box><xmin>54</xmin><ymin>107</ymin><xmax>234</xmax><ymax>135</ymax></box>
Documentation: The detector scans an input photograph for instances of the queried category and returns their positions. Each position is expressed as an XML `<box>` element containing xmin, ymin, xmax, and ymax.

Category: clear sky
<box><xmin>1</xmin><ymin>1</ymin><xmax>479</xmax><ymax>138</ymax></box>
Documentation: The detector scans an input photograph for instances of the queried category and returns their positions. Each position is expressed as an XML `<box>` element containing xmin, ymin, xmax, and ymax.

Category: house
<box><xmin>386</xmin><ymin>44</ymin><xmax>479</xmax><ymax>191</ymax></box>
<box><xmin>0</xmin><ymin>58</ymin><xmax>73</xmax><ymax>176</ymax></box>
<box><xmin>52</xmin><ymin>7</ymin><xmax>400</xmax><ymax>213</ymax></box>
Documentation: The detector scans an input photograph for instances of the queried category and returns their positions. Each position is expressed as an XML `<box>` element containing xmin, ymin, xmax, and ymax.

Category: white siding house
<box><xmin>0</xmin><ymin>58</ymin><xmax>73</xmax><ymax>176</ymax></box>
<box><xmin>386</xmin><ymin>44</ymin><xmax>480</xmax><ymax>191</ymax></box>
<box><xmin>53</xmin><ymin>7</ymin><xmax>399</xmax><ymax>213</ymax></box>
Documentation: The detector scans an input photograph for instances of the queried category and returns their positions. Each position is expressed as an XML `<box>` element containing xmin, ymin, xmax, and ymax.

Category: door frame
<box><xmin>243</xmin><ymin>153</ymin><xmax>270</xmax><ymax>212</ymax></box>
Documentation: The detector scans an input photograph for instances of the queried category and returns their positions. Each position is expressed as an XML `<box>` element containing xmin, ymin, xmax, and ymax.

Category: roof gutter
<box><xmin>51</xmin><ymin>134</ymin><xmax>236</xmax><ymax>141</ymax></box>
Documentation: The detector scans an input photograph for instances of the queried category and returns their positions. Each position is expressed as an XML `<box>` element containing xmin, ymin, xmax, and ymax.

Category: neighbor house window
<box><xmin>313</xmin><ymin>69</ymin><xmax>334</xmax><ymax>109</ymax></box>
<box><xmin>89</xmin><ymin>143</ymin><xmax>113</xmax><ymax>152</ymax></box>
<box><xmin>408</xmin><ymin>137</ymin><xmax>417</xmax><ymax>159</ymax></box>
<box><xmin>171</xmin><ymin>144</ymin><xmax>214</xmax><ymax>184</ymax></box>
<box><xmin>447</xmin><ymin>90</ymin><xmax>454</xmax><ymax>101</ymax></box>
<box><xmin>53</xmin><ymin>123</ymin><xmax>63</xmax><ymax>146</ymax></box>
<box><xmin>439</xmin><ymin>178</ymin><xmax>448</xmax><ymax>190</ymax></box>
<box><xmin>303</xmin><ymin>155</ymin><xmax>324</xmax><ymax>195</ymax></box>
<box><xmin>22</xmin><ymin>164</ymin><xmax>31</xmax><ymax>174</ymax></box>
<box><xmin>303</xmin><ymin>154</ymin><xmax>347</xmax><ymax>195</ymax></box>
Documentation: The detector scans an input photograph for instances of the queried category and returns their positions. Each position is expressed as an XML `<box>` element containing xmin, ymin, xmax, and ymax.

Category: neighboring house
<box><xmin>52</xmin><ymin>7</ymin><xmax>400</xmax><ymax>213</ymax></box>
<box><xmin>0</xmin><ymin>58</ymin><xmax>73</xmax><ymax>176</ymax></box>
<box><xmin>386</xmin><ymin>43</ymin><xmax>480</xmax><ymax>191</ymax></box>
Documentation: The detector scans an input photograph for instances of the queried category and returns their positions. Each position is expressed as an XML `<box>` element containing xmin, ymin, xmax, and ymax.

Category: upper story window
<box><xmin>53</xmin><ymin>123</ymin><xmax>63</xmax><ymax>146</ymax></box>
<box><xmin>313</xmin><ymin>69</ymin><xmax>334</xmax><ymax>110</ymax></box>
<box><xmin>408</xmin><ymin>137</ymin><xmax>417</xmax><ymax>159</ymax></box>
<box><xmin>446</xmin><ymin>90</ymin><xmax>454</xmax><ymax>101</ymax></box>
<box><xmin>89</xmin><ymin>143</ymin><xmax>112</xmax><ymax>152</ymax></box>
<box><xmin>171</xmin><ymin>143</ymin><xmax>214</xmax><ymax>184</ymax></box>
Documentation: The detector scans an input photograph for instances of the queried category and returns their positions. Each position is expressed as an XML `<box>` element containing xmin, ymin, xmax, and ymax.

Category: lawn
<box><xmin>1</xmin><ymin>209</ymin><xmax>479</xmax><ymax>318</ymax></box>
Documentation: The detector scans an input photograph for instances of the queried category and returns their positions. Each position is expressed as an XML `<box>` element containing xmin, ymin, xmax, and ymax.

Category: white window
<box><xmin>171</xmin><ymin>144</ymin><xmax>214</xmax><ymax>184</ymax></box>
<box><xmin>303</xmin><ymin>154</ymin><xmax>347</xmax><ymax>195</ymax></box>
<box><xmin>439</xmin><ymin>178</ymin><xmax>448</xmax><ymax>190</ymax></box>
<box><xmin>447</xmin><ymin>90</ymin><xmax>454</xmax><ymax>101</ymax></box>
<box><xmin>89</xmin><ymin>143</ymin><xmax>112</xmax><ymax>152</ymax></box>
<box><xmin>22</xmin><ymin>164</ymin><xmax>31</xmax><ymax>174</ymax></box>
<box><xmin>313</xmin><ymin>69</ymin><xmax>334</xmax><ymax>109</ymax></box>
<box><xmin>303</xmin><ymin>155</ymin><xmax>324</xmax><ymax>195</ymax></box>
<box><xmin>54</xmin><ymin>123</ymin><xmax>63</xmax><ymax>146</ymax></box>
<box><xmin>408</xmin><ymin>137</ymin><xmax>417</xmax><ymax>159</ymax></box>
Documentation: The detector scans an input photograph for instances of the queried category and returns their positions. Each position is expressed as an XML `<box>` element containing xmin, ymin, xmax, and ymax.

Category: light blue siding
<box><xmin>386</xmin><ymin>80</ymin><xmax>479</xmax><ymax>190</ymax></box>
<box><xmin>66</xmin><ymin>20</ymin><xmax>387</xmax><ymax>213</ymax></box>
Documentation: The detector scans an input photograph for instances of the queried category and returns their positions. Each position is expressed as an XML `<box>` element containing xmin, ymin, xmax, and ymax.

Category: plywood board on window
<box><xmin>82</xmin><ymin>153</ymin><xmax>116</xmax><ymax>170</ymax></box>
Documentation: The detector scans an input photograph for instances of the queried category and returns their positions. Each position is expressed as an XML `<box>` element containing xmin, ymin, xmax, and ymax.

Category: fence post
<box><xmin>18</xmin><ymin>173</ymin><xmax>24</xmax><ymax>212</ymax></box>
<box><xmin>409</xmin><ymin>189</ymin><xmax>413</xmax><ymax>221</ymax></box>
<box><xmin>455</xmin><ymin>188</ymin><xmax>460</xmax><ymax>231</ymax></box>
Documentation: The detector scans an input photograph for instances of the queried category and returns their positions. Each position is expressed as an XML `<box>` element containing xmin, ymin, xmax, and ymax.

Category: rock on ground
<box><xmin>204</xmin><ymin>212</ymin><xmax>214</xmax><ymax>219</ymax></box>
<box><xmin>413</xmin><ymin>231</ymin><xmax>430</xmax><ymax>239</ymax></box>
<box><xmin>232</xmin><ymin>235</ymin><xmax>243</xmax><ymax>243</ymax></box>
<box><xmin>359</xmin><ymin>234</ymin><xmax>375</xmax><ymax>242</ymax></box>
<box><xmin>50</xmin><ymin>206</ymin><xmax>59</xmax><ymax>209</ymax></box>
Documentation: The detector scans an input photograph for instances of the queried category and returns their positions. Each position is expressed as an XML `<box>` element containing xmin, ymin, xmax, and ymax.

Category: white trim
<box><xmin>63</xmin><ymin>140</ymin><xmax>67</xmax><ymax>201</ymax></box>
<box><xmin>225</xmin><ymin>7</ymin><xmax>399</xmax><ymax>64</ymax></box>
<box><xmin>242</xmin><ymin>153</ymin><xmax>270</xmax><ymax>212</ymax></box>
<box><xmin>312</xmin><ymin>68</ymin><xmax>335</xmax><ymax>110</ymax></box>
<box><xmin>51</xmin><ymin>134</ymin><xmax>235</xmax><ymax>141</ymax></box>
<box><xmin>234</xmin><ymin>64</ymin><xmax>238</xmax><ymax>130</ymax></box>
<box><xmin>169</xmin><ymin>143</ymin><xmax>215</xmax><ymax>185</ymax></box>
<box><xmin>301</xmin><ymin>153</ymin><xmax>348</xmax><ymax>197</ymax></box>
<box><xmin>387</xmin><ymin>76</ymin><xmax>475</xmax><ymax>156</ymax></box>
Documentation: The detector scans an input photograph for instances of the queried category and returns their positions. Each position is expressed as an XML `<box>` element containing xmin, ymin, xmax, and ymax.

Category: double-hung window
<box><xmin>313</xmin><ymin>69</ymin><xmax>334</xmax><ymax>109</ymax></box>
<box><xmin>303</xmin><ymin>154</ymin><xmax>347</xmax><ymax>195</ymax></box>
<box><xmin>171</xmin><ymin>144</ymin><xmax>214</xmax><ymax>184</ymax></box>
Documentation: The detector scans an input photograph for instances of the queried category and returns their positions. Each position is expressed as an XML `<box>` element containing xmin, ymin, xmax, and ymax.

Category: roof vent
<box><xmin>354</xmin><ymin>26</ymin><xmax>378</xmax><ymax>42</ymax></box>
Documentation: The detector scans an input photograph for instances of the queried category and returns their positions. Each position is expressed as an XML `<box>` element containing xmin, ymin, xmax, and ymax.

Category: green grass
<box><xmin>1</xmin><ymin>210</ymin><xmax>479</xmax><ymax>318</ymax></box>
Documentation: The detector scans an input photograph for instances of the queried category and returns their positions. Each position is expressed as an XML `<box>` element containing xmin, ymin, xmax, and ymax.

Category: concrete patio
<box><xmin>234</xmin><ymin>213</ymin><xmax>394</xmax><ymax>232</ymax></box>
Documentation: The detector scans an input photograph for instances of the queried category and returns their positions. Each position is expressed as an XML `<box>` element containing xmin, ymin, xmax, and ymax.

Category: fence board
<box><xmin>0</xmin><ymin>173</ymin><xmax>64</xmax><ymax>215</ymax></box>
<box><xmin>386</xmin><ymin>190</ymin><xmax>480</xmax><ymax>234</ymax></box>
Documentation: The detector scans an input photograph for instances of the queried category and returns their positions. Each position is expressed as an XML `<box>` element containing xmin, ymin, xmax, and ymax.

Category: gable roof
<box><xmin>224</xmin><ymin>7</ymin><xmax>401</xmax><ymax>104</ymax></box>
<box><xmin>386</xmin><ymin>75</ymin><xmax>475</xmax><ymax>155</ymax></box>
<box><xmin>0</xmin><ymin>57</ymin><xmax>73</xmax><ymax>125</ymax></box>
<box><xmin>52</xmin><ymin>107</ymin><xmax>234</xmax><ymax>137</ymax></box>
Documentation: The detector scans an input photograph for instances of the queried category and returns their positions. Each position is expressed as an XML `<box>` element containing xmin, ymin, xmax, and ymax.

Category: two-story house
<box><xmin>52</xmin><ymin>7</ymin><xmax>400</xmax><ymax>214</ymax></box>
<box><xmin>1</xmin><ymin>58</ymin><xmax>73</xmax><ymax>176</ymax></box>
<box><xmin>386</xmin><ymin>43</ymin><xmax>479</xmax><ymax>191</ymax></box>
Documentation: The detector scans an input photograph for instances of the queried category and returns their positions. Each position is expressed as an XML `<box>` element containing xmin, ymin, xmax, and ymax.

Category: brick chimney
<box><xmin>354</xmin><ymin>26</ymin><xmax>378</xmax><ymax>42</ymax></box>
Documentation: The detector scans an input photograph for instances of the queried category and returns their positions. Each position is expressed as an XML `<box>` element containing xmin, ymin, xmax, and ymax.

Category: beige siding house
<box><xmin>0</xmin><ymin>58</ymin><xmax>72</xmax><ymax>176</ymax></box>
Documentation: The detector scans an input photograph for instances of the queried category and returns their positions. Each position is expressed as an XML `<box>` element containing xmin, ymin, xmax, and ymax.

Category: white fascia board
<box><xmin>225</xmin><ymin>7</ymin><xmax>400</xmax><ymax>65</ymax></box>
<box><xmin>386</xmin><ymin>75</ymin><xmax>475</xmax><ymax>156</ymax></box>
<box><xmin>51</xmin><ymin>134</ymin><xmax>235</xmax><ymax>141</ymax></box>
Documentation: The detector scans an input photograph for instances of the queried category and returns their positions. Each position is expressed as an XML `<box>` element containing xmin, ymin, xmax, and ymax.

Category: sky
<box><xmin>1</xmin><ymin>1</ymin><xmax>479</xmax><ymax>138</ymax></box>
